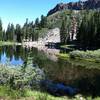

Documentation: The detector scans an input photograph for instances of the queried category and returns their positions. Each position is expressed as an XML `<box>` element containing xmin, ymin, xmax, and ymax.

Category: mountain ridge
<box><xmin>47</xmin><ymin>0</ymin><xmax>100</xmax><ymax>16</ymax></box>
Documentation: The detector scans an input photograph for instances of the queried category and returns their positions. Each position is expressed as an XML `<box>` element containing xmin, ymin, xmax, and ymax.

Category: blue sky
<box><xmin>0</xmin><ymin>0</ymin><xmax>78</xmax><ymax>29</ymax></box>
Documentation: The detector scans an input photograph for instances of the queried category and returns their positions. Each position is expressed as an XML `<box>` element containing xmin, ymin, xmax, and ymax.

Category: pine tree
<box><xmin>6</xmin><ymin>23</ymin><xmax>11</xmax><ymax>41</ymax></box>
<box><xmin>40</xmin><ymin>15</ymin><xmax>47</xmax><ymax>28</ymax></box>
<box><xmin>77</xmin><ymin>11</ymin><xmax>100</xmax><ymax>47</ymax></box>
<box><xmin>6</xmin><ymin>23</ymin><xmax>15</xmax><ymax>41</ymax></box>
<box><xmin>60</xmin><ymin>16</ymin><xmax>70</xmax><ymax>44</ymax></box>
<box><xmin>35</xmin><ymin>18</ymin><xmax>39</xmax><ymax>27</ymax></box>
<box><xmin>15</xmin><ymin>24</ymin><xmax>22</xmax><ymax>42</ymax></box>
<box><xmin>10</xmin><ymin>24</ymin><xmax>15</xmax><ymax>41</ymax></box>
<box><xmin>0</xmin><ymin>19</ymin><xmax>3</xmax><ymax>41</ymax></box>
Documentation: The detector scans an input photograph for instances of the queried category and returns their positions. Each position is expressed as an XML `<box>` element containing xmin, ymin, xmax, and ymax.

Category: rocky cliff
<box><xmin>38</xmin><ymin>28</ymin><xmax>60</xmax><ymax>44</ymax></box>
<box><xmin>47</xmin><ymin>0</ymin><xmax>100</xmax><ymax>16</ymax></box>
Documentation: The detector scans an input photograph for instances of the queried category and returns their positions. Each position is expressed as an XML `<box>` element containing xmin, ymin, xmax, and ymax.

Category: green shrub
<box><xmin>70</xmin><ymin>49</ymin><xmax>100</xmax><ymax>62</ymax></box>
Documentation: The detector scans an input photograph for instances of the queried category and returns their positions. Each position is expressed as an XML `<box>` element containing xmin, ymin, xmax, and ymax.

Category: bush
<box><xmin>69</xmin><ymin>49</ymin><xmax>100</xmax><ymax>62</ymax></box>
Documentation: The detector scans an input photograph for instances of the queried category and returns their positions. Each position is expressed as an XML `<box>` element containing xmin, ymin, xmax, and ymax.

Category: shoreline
<box><xmin>22</xmin><ymin>41</ymin><xmax>60</xmax><ymax>61</ymax></box>
<box><xmin>22</xmin><ymin>41</ymin><xmax>45</xmax><ymax>48</ymax></box>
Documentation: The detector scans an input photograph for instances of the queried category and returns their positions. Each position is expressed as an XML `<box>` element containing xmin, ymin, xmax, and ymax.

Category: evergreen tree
<box><xmin>6</xmin><ymin>23</ymin><xmax>15</xmax><ymax>41</ymax></box>
<box><xmin>15</xmin><ymin>24</ymin><xmax>22</xmax><ymax>42</ymax></box>
<box><xmin>40</xmin><ymin>15</ymin><xmax>47</xmax><ymax>28</ymax></box>
<box><xmin>35</xmin><ymin>18</ymin><xmax>39</xmax><ymax>27</ymax></box>
<box><xmin>6</xmin><ymin>23</ymin><xmax>11</xmax><ymax>41</ymax></box>
<box><xmin>60</xmin><ymin>16</ymin><xmax>70</xmax><ymax>44</ymax></box>
<box><xmin>77</xmin><ymin>11</ymin><xmax>100</xmax><ymax>47</ymax></box>
<box><xmin>10</xmin><ymin>24</ymin><xmax>15</xmax><ymax>41</ymax></box>
<box><xmin>0</xmin><ymin>19</ymin><xmax>3</xmax><ymax>41</ymax></box>
<box><xmin>23</xmin><ymin>18</ymin><xmax>29</xmax><ymax>40</ymax></box>
<box><xmin>2</xmin><ymin>30</ymin><xmax>6</xmax><ymax>41</ymax></box>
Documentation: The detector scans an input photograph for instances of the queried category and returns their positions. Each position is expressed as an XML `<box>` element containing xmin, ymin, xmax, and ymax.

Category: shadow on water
<box><xmin>46</xmin><ymin>43</ymin><xmax>73</xmax><ymax>53</ymax></box>
<box><xmin>40</xmin><ymin>79</ymin><xmax>78</xmax><ymax>97</ymax></box>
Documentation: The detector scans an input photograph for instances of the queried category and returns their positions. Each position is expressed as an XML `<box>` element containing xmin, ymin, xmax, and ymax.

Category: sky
<box><xmin>0</xmin><ymin>0</ymin><xmax>79</xmax><ymax>29</ymax></box>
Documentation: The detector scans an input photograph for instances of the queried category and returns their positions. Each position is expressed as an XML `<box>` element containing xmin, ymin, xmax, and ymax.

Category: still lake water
<box><xmin>0</xmin><ymin>45</ymin><xmax>100</xmax><ymax>97</ymax></box>
<box><xmin>0</xmin><ymin>46</ymin><xmax>24</xmax><ymax>66</ymax></box>
<box><xmin>0</xmin><ymin>52</ymin><xmax>23</xmax><ymax>65</ymax></box>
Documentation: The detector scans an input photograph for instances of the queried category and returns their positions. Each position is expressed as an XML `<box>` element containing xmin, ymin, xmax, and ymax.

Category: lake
<box><xmin>0</xmin><ymin>45</ymin><xmax>100</xmax><ymax>97</ymax></box>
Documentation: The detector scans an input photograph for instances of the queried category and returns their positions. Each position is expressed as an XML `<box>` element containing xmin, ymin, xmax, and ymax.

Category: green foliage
<box><xmin>22</xmin><ymin>19</ymin><xmax>34</xmax><ymax>41</ymax></box>
<box><xmin>1</xmin><ymin>85</ymin><xmax>100</xmax><ymax>100</ymax></box>
<box><xmin>57</xmin><ymin>53</ymin><xmax>69</xmax><ymax>59</ymax></box>
<box><xmin>35</xmin><ymin>18</ymin><xmax>40</xmax><ymax>27</ymax></box>
<box><xmin>40</xmin><ymin>15</ymin><xmax>48</xmax><ymax>28</ymax></box>
<box><xmin>0</xmin><ymin>86</ymin><xmax>72</xmax><ymax>100</ymax></box>
<box><xmin>77</xmin><ymin>11</ymin><xmax>100</xmax><ymax>46</ymax></box>
<box><xmin>6</xmin><ymin>23</ymin><xmax>15</xmax><ymax>41</ymax></box>
<box><xmin>60</xmin><ymin>15</ymin><xmax>71</xmax><ymax>44</ymax></box>
<box><xmin>0</xmin><ymin>60</ymin><xmax>44</xmax><ymax>90</ymax></box>
<box><xmin>70</xmin><ymin>49</ymin><xmax>100</xmax><ymax>62</ymax></box>
<box><xmin>0</xmin><ymin>41</ymin><xmax>19</xmax><ymax>46</ymax></box>
<box><xmin>15</xmin><ymin>24</ymin><xmax>22</xmax><ymax>42</ymax></box>
<box><xmin>47</xmin><ymin>10</ymin><xmax>73</xmax><ymax>29</ymax></box>
<box><xmin>22</xmin><ymin>17</ymin><xmax>48</xmax><ymax>42</ymax></box>
<box><xmin>0</xmin><ymin>10</ymin><xmax>100</xmax><ymax>46</ymax></box>
<box><xmin>0</xmin><ymin>19</ymin><xmax>3</xmax><ymax>41</ymax></box>
<box><xmin>0</xmin><ymin>85</ymin><xmax>21</xmax><ymax>99</ymax></box>
<box><xmin>0</xmin><ymin>15</ymin><xmax>48</xmax><ymax>43</ymax></box>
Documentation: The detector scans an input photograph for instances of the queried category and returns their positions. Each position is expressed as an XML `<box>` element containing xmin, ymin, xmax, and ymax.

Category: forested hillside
<box><xmin>0</xmin><ymin>0</ymin><xmax>100</xmax><ymax>48</ymax></box>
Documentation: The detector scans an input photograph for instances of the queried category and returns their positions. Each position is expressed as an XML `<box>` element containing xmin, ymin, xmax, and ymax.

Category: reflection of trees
<box><xmin>14</xmin><ymin>46</ymin><xmax>21</xmax><ymax>60</ymax></box>
<box><xmin>23</xmin><ymin>47</ymin><xmax>28</xmax><ymax>62</ymax></box>
<box><xmin>32</xmin><ymin>49</ymin><xmax>50</xmax><ymax>68</ymax></box>
<box><xmin>4</xmin><ymin>46</ymin><xmax>13</xmax><ymax>60</ymax></box>
<box><xmin>0</xmin><ymin>46</ymin><xmax>2</xmax><ymax>60</ymax></box>
<box><xmin>2</xmin><ymin>46</ymin><xmax>5</xmax><ymax>54</ymax></box>
<box><xmin>40</xmin><ymin>57</ymin><xmax>100</xmax><ymax>97</ymax></box>
<box><xmin>0</xmin><ymin>45</ymin><xmax>26</xmax><ymax>63</ymax></box>
<box><xmin>14</xmin><ymin>46</ymin><xmax>28</xmax><ymax>62</ymax></box>
<box><xmin>30</xmin><ymin>50</ymin><xmax>100</xmax><ymax>97</ymax></box>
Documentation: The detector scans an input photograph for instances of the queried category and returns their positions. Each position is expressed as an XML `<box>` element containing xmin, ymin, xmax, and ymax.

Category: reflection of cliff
<box><xmin>23</xmin><ymin>44</ymin><xmax>60</xmax><ymax>61</ymax></box>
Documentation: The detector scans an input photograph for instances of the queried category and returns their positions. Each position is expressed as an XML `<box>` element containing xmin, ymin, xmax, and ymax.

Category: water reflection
<box><xmin>0</xmin><ymin>52</ymin><xmax>23</xmax><ymax>65</ymax></box>
<box><xmin>0</xmin><ymin>45</ymin><xmax>100</xmax><ymax>97</ymax></box>
<box><xmin>0</xmin><ymin>46</ymin><xmax>24</xmax><ymax>66</ymax></box>
<box><xmin>37</xmin><ymin>58</ymin><xmax>100</xmax><ymax>97</ymax></box>
<box><xmin>29</xmin><ymin>47</ymin><xmax>100</xmax><ymax>97</ymax></box>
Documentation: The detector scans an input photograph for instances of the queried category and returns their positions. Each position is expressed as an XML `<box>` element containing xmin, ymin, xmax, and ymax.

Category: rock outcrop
<box><xmin>47</xmin><ymin>0</ymin><xmax>100</xmax><ymax>16</ymax></box>
<box><xmin>38</xmin><ymin>28</ymin><xmax>60</xmax><ymax>44</ymax></box>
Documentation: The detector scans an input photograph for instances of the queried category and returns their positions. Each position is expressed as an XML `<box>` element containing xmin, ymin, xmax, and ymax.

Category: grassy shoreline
<box><xmin>0</xmin><ymin>85</ymin><xmax>69</xmax><ymax>100</ymax></box>
<box><xmin>59</xmin><ymin>44</ymin><xmax>100</xmax><ymax>63</ymax></box>
<box><xmin>0</xmin><ymin>85</ymin><xmax>95</xmax><ymax>100</ymax></box>
<box><xmin>1</xmin><ymin>85</ymin><xmax>100</xmax><ymax>100</ymax></box>
<box><xmin>70</xmin><ymin>50</ymin><xmax>100</xmax><ymax>62</ymax></box>
<box><xmin>57</xmin><ymin>52</ymin><xmax>100</xmax><ymax>63</ymax></box>
<box><xmin>0</xmin><ymin>41</ymin><xmax>21</xmax><ymax>46</ymax></box>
